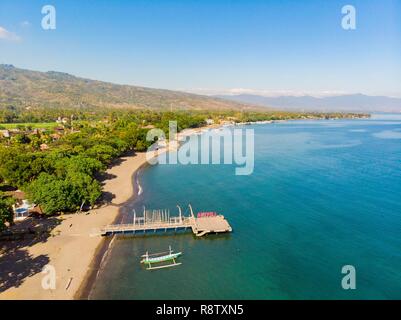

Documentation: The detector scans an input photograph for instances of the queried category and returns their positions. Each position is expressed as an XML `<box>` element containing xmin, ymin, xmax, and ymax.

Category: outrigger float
<box><xmin>140</xmin><ymin>246</ymin><xmax>182</xmax><ymax>270</ymax></box>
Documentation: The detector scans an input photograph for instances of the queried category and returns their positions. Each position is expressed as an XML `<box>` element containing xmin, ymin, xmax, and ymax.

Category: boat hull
<box><xmin>140</xmin><ymin>252</ymin><xmax>182</xmax><ymax>264</ymax></box>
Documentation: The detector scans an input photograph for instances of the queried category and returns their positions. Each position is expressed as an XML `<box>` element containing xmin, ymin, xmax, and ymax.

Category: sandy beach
<box><xmin>0</xmin><ymin>126</ymin><xmax>211</xmax><ymax>300</ymax></box>
<box><xmin>0</xmin><ymin>152</ymin><xmax>149</xmax><ymax>300</ymax></box>
<box><xmin>0</xmin><ymin>118</ymin><xmax>374</xmax><ymax>300</ymax></box>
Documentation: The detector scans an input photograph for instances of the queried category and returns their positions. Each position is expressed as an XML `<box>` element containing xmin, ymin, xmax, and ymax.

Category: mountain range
<box><xmin>1</xmin><ymin>64</ymin><xmax>399</xmax><ymax>113</ymax></box>
<box><xmin>0</xmin><ymin>65</ymin><xmax>256</xmax><ymax>111</ymax></box>
<box><xmin>215</xmin><ymin>94</ymin><xmax>401</xmax><ymax>113</ymax></box>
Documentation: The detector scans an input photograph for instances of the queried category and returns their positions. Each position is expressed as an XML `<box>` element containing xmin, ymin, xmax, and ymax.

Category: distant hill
<box><xmin>0</xmin><ymin>64</ymin><xmax>256</xmax><ymax>111</ymax></box>
<box><xmin>215</xmin><ymin>94</ymin><xmax>401</xmax><ymax>113</ymax></box>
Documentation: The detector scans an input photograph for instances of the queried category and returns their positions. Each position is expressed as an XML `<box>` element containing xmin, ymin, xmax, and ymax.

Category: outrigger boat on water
<box><xmin>140</xmin><ymin>246</ymin><xmax>182</xmax><ymax>270</ymax></box>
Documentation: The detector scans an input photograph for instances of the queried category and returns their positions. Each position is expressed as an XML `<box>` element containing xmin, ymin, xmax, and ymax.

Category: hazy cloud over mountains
<box><xmin>214</xmin><ymin>93</ymin><xmax>401</xmax><ymax>113</ymax></box>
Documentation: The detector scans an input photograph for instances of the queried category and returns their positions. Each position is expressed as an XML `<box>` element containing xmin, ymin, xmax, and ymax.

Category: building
<box><xmin>50</xmin><ymin>133</ymin><xmax>61</xmax><ymax>140</ymax></box>
<box><xmin>219</xmin><ymin>120</ymin><xmax>235</xmax><ymax>126</ymax></box>
<box><xmin>40</xmin><ymin>143</ymin><xmax>49</xmax><ymax>151</ymax></box>
<box><xmin>141</xmin><ymin>124</ymin><xmax>155</xmax><ymax>129</ymax></box>
<box><xmin>0</xmin><ymin>130</ymin><xmax>10</xmax><ymax>138</ymax></box>
<box><xmin>56</xmin><ymin>116</ymin><xmax>69</xmax><ymax>124</ymax></box>
<box><xmin>13</xmin><ymin>200</ymin><xmax>31</xmax><ymax>221</ymax></box>
<box><xmin>8</xmin><ymin>191</ymin><xmax>33</xmax><ymax>222</ymax></box>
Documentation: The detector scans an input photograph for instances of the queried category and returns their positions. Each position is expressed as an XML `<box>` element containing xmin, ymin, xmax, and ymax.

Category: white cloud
<box><xmin>183</xmin><ymin>87</ymin><xmax>349</xmax><ymax>98</ymax></box>
<box><xmin>20</xmin><ymin>21</ymin><xmax>31</xmax><ymax>28</ymax></box>
<box><xmin>0</xmin><ymin>26</ymin><xmax>21</xmax><ymax>42</ymax></box>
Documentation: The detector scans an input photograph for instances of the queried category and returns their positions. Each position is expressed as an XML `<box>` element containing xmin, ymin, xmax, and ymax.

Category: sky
<box><xmin>0</xmin><ymin>0</ymin><xmax>400</xmax><ymax>97</ymax></box>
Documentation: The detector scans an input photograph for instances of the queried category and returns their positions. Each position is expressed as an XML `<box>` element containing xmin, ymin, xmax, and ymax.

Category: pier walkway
<box><xmin>101</xmin><ymin>205</ymin><xmax>232</xmax><ymax>237</ymax></box>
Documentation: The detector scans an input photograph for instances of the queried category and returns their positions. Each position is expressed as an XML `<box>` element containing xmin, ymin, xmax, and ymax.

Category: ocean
<box><xmin>90</xmin><ymin>115</ymin><xmax>401</xmax><ymax>299</ymax></box>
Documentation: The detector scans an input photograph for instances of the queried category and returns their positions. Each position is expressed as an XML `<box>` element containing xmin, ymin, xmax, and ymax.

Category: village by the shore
<box><xmin>0</xmin><ymin>125</ymin><xmax>213</xmax><ymax>299</ymax></box>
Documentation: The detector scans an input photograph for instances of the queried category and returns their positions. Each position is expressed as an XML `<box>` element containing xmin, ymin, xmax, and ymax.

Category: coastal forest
<box><xmin>0</xmin><ymin>65</ymin><xmax>369</xmax><ymax>230</ymax></box>
<box><xmin>0</xmin><ymin>106</ymin><xmax>367</xmax><ymax>230</ymax></box>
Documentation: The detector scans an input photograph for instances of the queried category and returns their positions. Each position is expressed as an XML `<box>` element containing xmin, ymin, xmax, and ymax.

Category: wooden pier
<box><xmin>101</xmin><ymin>205</ymin><xmax>232</xmax><ymax>237</ymax></box>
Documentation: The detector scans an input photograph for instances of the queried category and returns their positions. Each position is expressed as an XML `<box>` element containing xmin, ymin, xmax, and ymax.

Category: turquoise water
<box><xmin>90</xmin><ymin>115</ymin><xmax>401</xmax><ymax>299</ymax></box>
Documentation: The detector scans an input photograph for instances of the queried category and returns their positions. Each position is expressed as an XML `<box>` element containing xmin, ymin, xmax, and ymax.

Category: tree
<box><xmin>135</xmin><ymin>140</ymin><xmax>147</xmax><ymax>152</ymax></box>
<box><xmin>12</xmin><ymin>133</ymin><xmax>31</xmax><ymax>145</ymax></box>
<box><xmin>66</xmin><ymin>171</ymin><xmax>102</xmax><ymax>208</ymax></box>
<box><xmin>0</xmin><ymin>148</ymin><xmax>46</xmax><ymax>187</ymax></box>
<box><xmin>0</xmin><ymin>192</ymin><xmax>14</xmax><ymax>231</ymax></box>
<box><xmin>27</xmin><ymin>173</ymin><xmax>76</xmax><ymax>215</ymax></box>
<box><xmin>85</xmin><ymin>144</ymin><xmax>118</xmax><ymax>164</ymax></box>
<box><xmin>54</xmin><ymin>155</ymin><xmax>104</xmax><ymax>177</ymax></box>
<box><xmin>27</xmin><ymin>171</ymin><xmax>102</xmax><ymax>215</ymax></box>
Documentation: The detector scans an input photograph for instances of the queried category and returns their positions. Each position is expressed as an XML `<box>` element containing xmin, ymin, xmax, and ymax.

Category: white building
<box><xmin>0</xmin><ymin>130</ymin><xmax>10</xmax><ymax>138</ymax></box>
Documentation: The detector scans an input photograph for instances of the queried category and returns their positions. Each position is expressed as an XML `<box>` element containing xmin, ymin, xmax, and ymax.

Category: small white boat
<box><xmin>140</xmin><ymin>246</ymin><xmax>182</xmax><ymax>270</ymax></box>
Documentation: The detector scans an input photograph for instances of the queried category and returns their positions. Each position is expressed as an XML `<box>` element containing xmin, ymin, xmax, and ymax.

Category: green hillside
<box><xmin>0</xmin><ymin>64</ymin><xmax>257</xmax><ymax>111</ymax></box>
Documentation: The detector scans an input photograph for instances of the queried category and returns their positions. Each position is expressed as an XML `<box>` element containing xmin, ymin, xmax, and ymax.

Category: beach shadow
<box><xmin>96</xmin><ymin>172</ymin><xmax>117</xmax><ymax>185</ymax></box>
<box><xmin>95</xmin><ymin>150</ymin><xmax>140</xmax><ymax>203</ymax></box>
<box><xmin>0</xmin><ymin>249</ymin><xmax>49</xmax><ymax>292</ymax></box>
<box><xmin>108</xmin><ymin>157</ymin><xmax>126</xmax><ymax>167</ymax></box>
<box><xmin>98</xmin><ymin>191</ymin><xmax>116</xmax><ymax>205</ymax></box>
<box><xmin>108</xmin><ymin>149</ymin><xmax>138</xmax><ymax>168</ymax></box>
<box><xmin>97</xmin><ymin>172</ymin><xmax>117</xmax><ymax>184</ymax></box>
<box><xmin>0</xmin><ymin>216</ymin><xmax>61</xmax><ymax>293</ymax></box>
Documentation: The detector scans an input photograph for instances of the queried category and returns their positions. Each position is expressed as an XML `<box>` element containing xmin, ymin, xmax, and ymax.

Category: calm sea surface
<box><xmin>90</xmin><ymin>115</ymin><xmax>401</xmax><ymax>299</ymax></box>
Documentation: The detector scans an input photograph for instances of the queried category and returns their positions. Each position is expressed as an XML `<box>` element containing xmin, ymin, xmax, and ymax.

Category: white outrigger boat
<box><xmin>140</xmin><ymin>246</ymin><xmax>182</xmax><ymax>270</ymax></box>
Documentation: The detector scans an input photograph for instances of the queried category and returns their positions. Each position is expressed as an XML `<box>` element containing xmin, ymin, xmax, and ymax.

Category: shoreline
<box><xmin>77</xmin><ymin>126</ymin><xmax>212</xmax><ymax>299</ymax></box>
<box><xmin>0</xmin><ymin>152</ymin><xmax>150</xmax><ymax>300</ymax></box>
<box><xmin>75</xmin><ymin>163</ymin><xmax>148</xmax><ymax>300</ymax></box>
<box><xmin>0</xmin><ymin>125</ymin><xmax>209</xmax><ymax>300</ymax></box>
<box><xmin>0</xmin><ymin>118</ymin><xmax>366</xmax><ymax>300</ymax></box>
<box><xmin>76</xmin><ymin>118</ymin><xmax>358</xmax><ymax>299</ymax></box>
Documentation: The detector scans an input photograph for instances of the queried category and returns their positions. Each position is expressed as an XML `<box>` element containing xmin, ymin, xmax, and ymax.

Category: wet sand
<box><xmin>0</xmin><ymin>152</ymin><xmax>148</xmax><ymax>300</ymax></box>
<box><xmin>0</xmin><ymin>125</ymin><xmax>215</xmax><ymax>300</ymax></box>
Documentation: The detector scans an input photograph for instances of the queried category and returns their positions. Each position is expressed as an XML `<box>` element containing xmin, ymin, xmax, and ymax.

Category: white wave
<box><xmin>137</xmin><ymin>179</ymin><xmax>143</xmax><ymax>195</ymax></box>
<box><xmin>373</xmin><ymin>130</ymin><xmax>401</xmax><ymax>139</ymax></box>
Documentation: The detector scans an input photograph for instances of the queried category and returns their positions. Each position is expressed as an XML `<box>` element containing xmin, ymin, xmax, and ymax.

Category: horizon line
<box><xmin>2</xmin><ymin>63</ymin><xmax>400</xmax><ymax>99</ymax></box>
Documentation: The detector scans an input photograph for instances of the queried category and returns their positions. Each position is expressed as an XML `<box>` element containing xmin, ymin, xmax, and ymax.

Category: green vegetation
<box><xmin>0</xmin><ymin>107</ymin><xmax>368</xmax><ymax>218</ymax></box>
<box><xmin>0</xmin><ymin>65</ymin><xmax>369</xmax><ymax>221</ymax></box>
<box><xmin>0</xmin><ymin>122</ymin><xmax>57</xmax><ymax>130</ymax></box>
<box><xmin>0</xmin><ymin>64</ymin><xmax>254</xmax><ymax>111</ymax></box>
<box><xmin>0</xmin><ymin>192</ymin><xmax>14</xmax><ymax>231</ymax></box>
<box><xmin>0</xmin><ymin>109</ymin><xmax>212</xmax><ymax>216</ymax></box>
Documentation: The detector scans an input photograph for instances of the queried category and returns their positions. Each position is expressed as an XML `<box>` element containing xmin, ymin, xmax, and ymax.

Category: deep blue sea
<box><xmin>90</xmin><ymin>115</ymin><xmax>401</xmax><ymax>299</ymax></box>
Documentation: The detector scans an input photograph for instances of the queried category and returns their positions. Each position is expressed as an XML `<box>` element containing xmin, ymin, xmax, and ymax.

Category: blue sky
<box><xmin>0</xmin><ymin>0</ymin><xmax>400</xmax><ymax>97</ymax></box>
